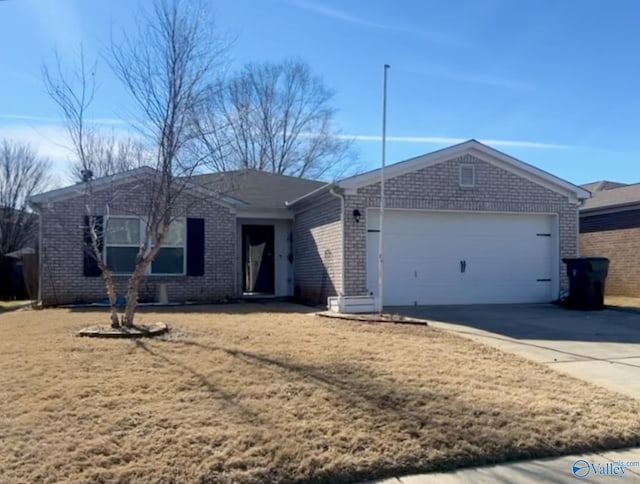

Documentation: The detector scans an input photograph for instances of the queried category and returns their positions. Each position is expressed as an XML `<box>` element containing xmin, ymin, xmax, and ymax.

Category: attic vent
<box><xmin>459</xmin><ymin>165</ymin><xmax>475</xmax><ymax>187</ymax></box>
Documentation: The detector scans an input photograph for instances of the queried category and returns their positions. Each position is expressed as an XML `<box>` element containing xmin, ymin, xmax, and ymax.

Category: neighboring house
<box><xmin>30</xmin><ymin>140</ymin><xmax>589</xmax><ymax>306</ymax></box>
<box><xmin>580</xmin><ymin>180</ymin><xmax>640</xmax><ymax>296</ymax></box>
<box><xmin>0</xmin><ymin>207</ymin><xmax>38</xmax><ymax>300</ymax></box>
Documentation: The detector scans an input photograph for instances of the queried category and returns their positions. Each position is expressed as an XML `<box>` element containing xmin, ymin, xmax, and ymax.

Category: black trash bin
<box><xmin>562</xmin><ymin>257</ymin><xmax>609</xmax><ymax>310</ymax></box>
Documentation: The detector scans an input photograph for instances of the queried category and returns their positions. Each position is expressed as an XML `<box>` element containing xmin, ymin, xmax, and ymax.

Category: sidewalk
<box><xmin>367</xmin><ymin>447</ymin><xmax>640</xmax><ymax>483</ymax></box>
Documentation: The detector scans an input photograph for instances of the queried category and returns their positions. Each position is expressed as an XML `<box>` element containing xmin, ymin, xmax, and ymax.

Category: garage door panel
<box><xmin>367</xmin><ymin>210</ymin><xmax>556</xmax><ymax>305</ymax></box>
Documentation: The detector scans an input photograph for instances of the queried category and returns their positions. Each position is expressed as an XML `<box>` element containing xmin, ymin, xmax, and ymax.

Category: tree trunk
<box><xmin>121</xmin><ymin>263</ymin><xmax>147</xmax><ymax>327</ymax></box>
<box><xmin>88</xmin><ymin>217</ymin><xmax>120</xmax><ymax>328</ymax></box>
<box><xmin>101</xmin><ymin>268</ymin><xmax>121</xmax><ymax>328</ymax></box>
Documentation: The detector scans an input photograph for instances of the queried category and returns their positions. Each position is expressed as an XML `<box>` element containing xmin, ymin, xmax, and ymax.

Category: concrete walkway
<box><xmin>368</xmin><ymin>447</ymin><xmax>640</xmax><ymax>483</ymax></box>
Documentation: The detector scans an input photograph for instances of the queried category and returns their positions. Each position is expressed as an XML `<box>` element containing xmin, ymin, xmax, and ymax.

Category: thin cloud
<box><xmin>0</xmin><ymin>114</ymin><xmax>63</xmax><ymax>123</ymax></box>
<box><xmin>0</xmin><ymin>114</ymin><xmax>129</xmax><ymax>126</ymax></box>
<box><xmin>476</xmin><ymin>138</ymin><xmax>575</xmax><ymax>149</ymax></box>
<box><xmin>406</xmin><ymin>65</ymin><xmax>535</xmax><ymax>90</ymax></box>
<box><xmin>441</xmin><ymin>72</ymin><xmax>534</xmax><ymax>90</ymax></box>
<box><xmin>0</xmin><ymin>124</ymin><xmax>75</xmax><ymax>161</ymax></box>
<box><xmin>291</xmin><ymin>0</ymin><xmax>391</xmax><ymax>30</ymax></box>
<box><xmin>290</xmin><ymin>1</ymin><xmax>460</xmax><ymax>46</ymax></box>
<box><xmin>339</xmin><ymin>134</ymin><xmax>576</xmax><ymax>150</ymax></box>
<box><xmin>0</xmin><ymin>123</ymin><xmax>138</xmax><ymax>179</ymax></box>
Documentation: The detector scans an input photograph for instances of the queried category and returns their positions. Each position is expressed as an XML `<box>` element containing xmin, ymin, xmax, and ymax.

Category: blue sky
<box><xmin>1</xmin><ymin>0</ymin><xmax>639</xmax><ymax>186</ymax></box>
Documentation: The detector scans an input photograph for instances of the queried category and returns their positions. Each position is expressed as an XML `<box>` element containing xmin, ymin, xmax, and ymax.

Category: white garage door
<box><xmin>367</xmin><ymin>210</ymin><xmax>558</xmax><ymax>305</ymax></box>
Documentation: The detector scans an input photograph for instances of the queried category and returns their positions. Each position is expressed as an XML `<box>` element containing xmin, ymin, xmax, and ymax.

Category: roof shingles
<box><xmin>581</xmin><ymin>181</ymin><xmax>640</xmax><ymax>211</ymax></box>
<box><xmin>192</xmin><ymin>170</ymin><xmax>326</xmax><ymax>209</ymax></box>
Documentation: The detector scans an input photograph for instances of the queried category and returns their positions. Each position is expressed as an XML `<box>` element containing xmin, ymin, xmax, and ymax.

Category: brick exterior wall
<box><xmin>342</xmin><ymin>153</ymin><xmax>578</xmax><ymax>297</ymax></box>
<box><xmin>293</xmin><ymin>196</ymin><xmax>342</xmax><ymax>303</ymax></box>
<box><xmin>37</xmin><ymin>178</ymin><xmax>236</xmax><ymax>305</ymax></box>
<box><xmin>581</xmin><ymin>228</ymin><xmax>640</xmax><ymax>296</ymax></box>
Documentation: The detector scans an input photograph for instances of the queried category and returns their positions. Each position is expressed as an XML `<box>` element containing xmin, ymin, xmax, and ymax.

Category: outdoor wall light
<box><xmin>352</xmin><ymin>209</ymin><xmax>362</xmax><ymax>223</ymax></box>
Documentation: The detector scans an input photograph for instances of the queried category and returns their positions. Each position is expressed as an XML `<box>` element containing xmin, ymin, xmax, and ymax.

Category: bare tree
<box><xmin>44</xmin><ymin>0</ymin><xmax>226</xmax><ymax>328</ymax></box>
<box><xmin>70</xmin><ymin>133</ymin><xmax>149</xmax><ymax>181</ymax></box>
<box><xmin>43</xmin><ymin>49</ymin><xmax>97</xmax><ymax>179</ymax></box>
<box><xmin>78</xmin><ymin>133</ymin><xmax>149</xmax><ymax>180</ymax></box>
<box><xmin>43</xmin><ymin>51</ymin><xmax>148</xmax><ymax>182</ymax></box>
<box><xmin>0</xmin><ymin>141</ymin><xmax>50</xmax><ymax>301</ymax></box>
<box><xmin>198</xmin><ymin>59</ymin><xmax>355</xmax><ymax>179</ymax></box>
<box><xmin>0</xmin><ymin>140</ymin><xmax>50</xmax><ymax>257</ymax></box>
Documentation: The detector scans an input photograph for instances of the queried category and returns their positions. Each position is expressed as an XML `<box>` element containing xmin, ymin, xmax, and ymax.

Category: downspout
<box><xmin>576</xmin><ymin>198</ymin><xmax>583</xmax><ymax>257</ymax></box>
<box><xmin>328</xmin><ymin>188</ymin><xmax>345</xmax><ymax>296</ymax></box>
<box><xmin>35</xmin><ymin>204</ymin><xmax>43</xmax><ymax>306</ymax></box>
<box><xmin>230</xmin><ymin>207</ymin><xmax>240</xmax><ymax>298</ymax></box>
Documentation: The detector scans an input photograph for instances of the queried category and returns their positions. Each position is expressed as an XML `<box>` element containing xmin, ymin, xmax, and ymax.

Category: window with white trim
<box><xmin>459</xmin><ymin>164</ymin><xmax>475</xmax><ymax>187</ymax></box>
<box><xmin>105</xmin><ymin>217</ymin><xmax>140</xmax><ymax>274</ymax></box>
<box><xmin>151</xmin><ymin>218</ymin><xmax>185</xmax><ymax>275</ymax></box>
<box><xmin>104</xmin><ymin>217</ymin><xmax>186</xmax><ymax>275</ymax></box>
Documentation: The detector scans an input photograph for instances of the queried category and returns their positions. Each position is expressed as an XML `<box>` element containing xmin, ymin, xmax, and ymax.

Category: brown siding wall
<box><xmin>581</xmin><ymin>209</ymin><xmax>640</xmax><ymax>233</ymax></box>
<box><xmin>342</xmin><ymin>153</ymin><xmax>578</xmax><ymax>297</ymax></box>
<box><xmin>581</xmin><ymin>228</ymin><xmax>640</xmax><ymax>296</ymax></box>
<box><xmin>293</xmin><ymin>196</ymin><xmax>342</xmax><ymax>303</ymax></box>
<box><xmin>37</xmin><ymin>178</ymin><xmax>236</xmax><ymax>305</ymax></box>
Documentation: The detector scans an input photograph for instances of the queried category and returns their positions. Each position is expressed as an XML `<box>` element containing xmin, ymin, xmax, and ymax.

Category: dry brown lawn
<box><xmin>2</xmin><ymin>303</ymin><xmax>640</xmax><ymax>483</ymax></box>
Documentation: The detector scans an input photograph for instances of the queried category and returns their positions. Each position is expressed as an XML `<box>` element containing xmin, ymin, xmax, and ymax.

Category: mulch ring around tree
<box><xmin>77</xmin><ymin>322</ymin><xmax>169</xmax><ymax>338</ymax></box>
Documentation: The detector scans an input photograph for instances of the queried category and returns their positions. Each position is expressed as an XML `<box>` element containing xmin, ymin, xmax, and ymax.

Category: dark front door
<box><xmin>242</xmin><ymin>225</ymin><xmax>275</xmax><ymax>294</ymax></box>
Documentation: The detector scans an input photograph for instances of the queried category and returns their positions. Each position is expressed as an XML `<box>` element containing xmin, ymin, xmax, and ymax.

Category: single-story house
<box><xmin>30</xmin><ymin>140</ymin><xmax>589</xmax><ymax>307</ymax></box>
<box><xmin>580</xmin><ymin>180</ymin><xmax>640</xmax><ymax>296</ymax></box>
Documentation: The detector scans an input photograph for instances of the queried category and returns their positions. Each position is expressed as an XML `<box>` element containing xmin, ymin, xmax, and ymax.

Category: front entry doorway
<box><xmin>242</xmin><ymin>225</ymin><xmax>275</xmax><ymax>294</ymax></box>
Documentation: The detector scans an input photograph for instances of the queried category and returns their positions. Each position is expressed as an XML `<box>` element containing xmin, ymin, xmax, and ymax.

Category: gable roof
<box><xmin>341</xmin><ymin>139</ymin><xmax>590</xmax><ymax>200</ymax></box>
<box><xmin>29</xmin><ymin>167</ymin><xmax>243</xmax><ymax>207</ymax></box>
<box><xmin>192</xmin><ymin>169</ymin><xmax>325</xmax><ymax>209</ymax></box>
<box><xmin>580</xmin><ymin>181</ymin><xmax>640</xmax><ymax>212</ymax></box>
<box><xmin>581</xmin><ymin>180</ymin><xmax>628</xmax><ymax>193</ymax></box>
<box><xmin>288</xmin><ymin>139</ymin><xmax>590</xmax><ymax>207</ymax></box>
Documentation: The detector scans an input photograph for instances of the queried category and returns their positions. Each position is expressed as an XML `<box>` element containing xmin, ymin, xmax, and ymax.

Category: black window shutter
<box><xmin>186</xmin><ymin>218</ymin><xmax>205</xmax><ymax>276</ymax></box>
<box><xmin>83</xmin><ymin>215</ymin><xmax>103</xmax><ymax>277</ymax></box>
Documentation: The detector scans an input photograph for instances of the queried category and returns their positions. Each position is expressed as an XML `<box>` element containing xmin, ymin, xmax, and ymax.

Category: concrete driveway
<box><xmin>393</xmin><ymin>304</ymin><xmax>640</xmax><ymax>399</ymax></box>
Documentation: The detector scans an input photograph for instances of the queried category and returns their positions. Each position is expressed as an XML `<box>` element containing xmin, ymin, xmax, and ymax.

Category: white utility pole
<box><xmin>378</xmin><ymin>64</ymin><xmax>389</xmax><ymax>313</ymax></box>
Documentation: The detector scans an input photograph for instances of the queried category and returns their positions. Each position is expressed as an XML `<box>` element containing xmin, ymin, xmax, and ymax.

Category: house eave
<box><xmin>580</xmin><ymin>201</ymin><xmax>640</xmax><ymax>217</ymax></box>
<box><xmin>29</xmin><ymin>166</ymin><xmax>159</xmax><ymax>205</ymax></box>
<box><xmin>285</xmin><ymin>183</ymin><xmax>334</xmax><ymax>209</ymax></box>
<box><xmin>29</xmin><ymin>167</ymin><xmax>243</xmax><ymax>209</ymax></box>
